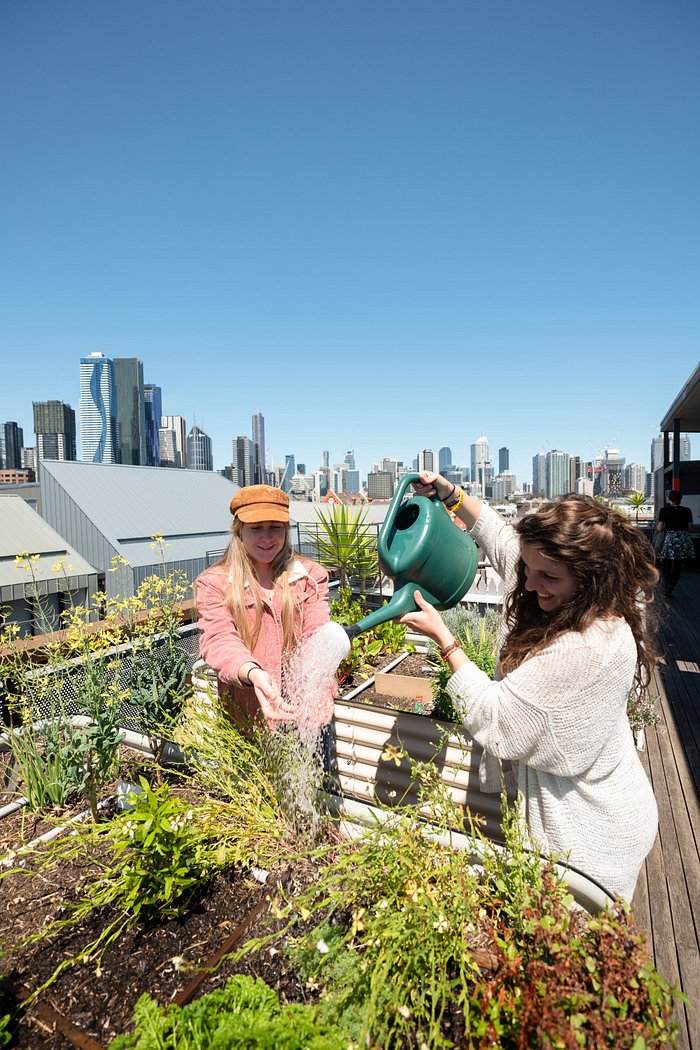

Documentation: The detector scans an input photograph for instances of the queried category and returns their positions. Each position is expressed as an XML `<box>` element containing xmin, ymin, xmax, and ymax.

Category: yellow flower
<box><xmin>380</xmin><ymin>744</ymin><xmax>403</xmax><ymax>766</ymax></box>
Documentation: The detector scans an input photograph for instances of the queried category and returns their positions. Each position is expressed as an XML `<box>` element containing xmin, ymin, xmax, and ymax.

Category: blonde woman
<box><xmin>195</xmin><ymin>485</ymin><xmax>333</xmax><ymax>729</ymax></box>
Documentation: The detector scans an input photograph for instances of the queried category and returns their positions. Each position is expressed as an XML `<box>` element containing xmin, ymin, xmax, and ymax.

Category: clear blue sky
<box><xmin>1</xmin><ymin>0</ymin><xmax>698</xmax><ymax>486</ymax></box>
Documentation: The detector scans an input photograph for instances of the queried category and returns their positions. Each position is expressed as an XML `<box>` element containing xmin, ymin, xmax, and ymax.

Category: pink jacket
<box><xmin>195</xmin><ymin>556</ymin><xmax>331</xmax><ymax>721</ymax></box>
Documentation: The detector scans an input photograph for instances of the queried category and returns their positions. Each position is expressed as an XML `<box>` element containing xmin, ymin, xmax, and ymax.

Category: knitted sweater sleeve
<box><xmin>446</xmin><ymin>626</ymin><xmax>630</xmax><ymax>778</ymax></box>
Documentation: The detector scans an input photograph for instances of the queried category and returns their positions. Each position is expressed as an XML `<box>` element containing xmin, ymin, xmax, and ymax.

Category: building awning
<box><xmin>659</xmin><ymin>362</ymin><xmax>700</xmax><ymax>433</ymax></box>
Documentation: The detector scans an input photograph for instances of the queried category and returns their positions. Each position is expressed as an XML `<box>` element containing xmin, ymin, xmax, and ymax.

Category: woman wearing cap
<box><xmin>195</xmin><ymin>484</ymin><xmax>334</xmax><ymax>730</ymax></box>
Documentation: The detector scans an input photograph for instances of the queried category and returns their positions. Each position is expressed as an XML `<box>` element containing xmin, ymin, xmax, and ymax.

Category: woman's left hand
<box><xmin>397</xmin><ymin>590</ymin><xmax>455</xmax><ymax>649</ymax></box>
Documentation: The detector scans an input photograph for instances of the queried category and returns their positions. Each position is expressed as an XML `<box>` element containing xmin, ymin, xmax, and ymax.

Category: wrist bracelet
<box><xmin>439</xmin><ymin>641</ymin><xmax>463</xmax><ymax>661</ymax></box>
<box><xmin>441</xmin><ymin>484</ymin><xmax>457</xmax><ymax>504</ymax></box>
<box><xmin>246</xmin><ymin>665</ymin><xmax>262</xmax><ymax>686</ymax></box>
<box><xmin>445</xmin><ymin>488</ymin><xmax>464</xmax><ymax>514</ymax></box>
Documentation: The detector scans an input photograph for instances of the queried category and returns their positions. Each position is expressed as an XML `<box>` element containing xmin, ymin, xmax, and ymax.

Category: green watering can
<box><xmin>344</xmin><ymin>473</ymin><xmax>479</xmax><ymax>641</ymax></box>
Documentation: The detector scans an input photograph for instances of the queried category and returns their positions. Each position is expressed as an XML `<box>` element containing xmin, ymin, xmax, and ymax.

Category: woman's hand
<box><xmin>397</xmin><ymin>590</ymin><xmax>455</xmax><ymax>649</ymax></box>
<box><xmin>248</xmin><ymin>668</ymin><xmax>296</xmax><ymax>730</ymax></box>
<box><xmin>412</xmin><ymin>471</ymin><xmax>454</xmax><ymax>502</ymax></box>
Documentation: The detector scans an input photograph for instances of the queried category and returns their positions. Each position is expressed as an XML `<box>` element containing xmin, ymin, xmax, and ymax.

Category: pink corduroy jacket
<box><xmin>195</xmin><ymin>557</ymin><xmax>331</xmax><ymax>722</ymax></box>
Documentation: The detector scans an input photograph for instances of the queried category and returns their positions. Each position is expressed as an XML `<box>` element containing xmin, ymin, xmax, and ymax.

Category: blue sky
<box><xmin>1</xmin><ymin>0</ymin><xmax>698</xmax><ymax>486</ymax></box>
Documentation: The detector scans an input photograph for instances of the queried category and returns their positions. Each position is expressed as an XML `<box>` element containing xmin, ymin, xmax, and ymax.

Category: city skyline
<box><xmin>1</xmin><ymin>2</ymin><xmax>698</xmax><ymax>484</ymax></box>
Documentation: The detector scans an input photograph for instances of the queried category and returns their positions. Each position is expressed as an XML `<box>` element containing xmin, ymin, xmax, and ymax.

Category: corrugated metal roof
<box><xmin>288</xmin><ymin>500</ymin><xmax>390</xmax><ymax>527</ymax></box>
<box><xmin>0</xmin><ymin>494</ymin><xmax>97</xmax><ymax>588</ymax></box>
<box><xmin>39</xmin><ymin>461</ymin><xmax>238</xmax><ymax>549</ymax></box>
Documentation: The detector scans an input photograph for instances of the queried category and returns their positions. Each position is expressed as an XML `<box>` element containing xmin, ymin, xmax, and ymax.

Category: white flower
<box><xmin>398</xmin><ymin>1005</ymin><xmax>411</xmax><ymax>1019</ymax></box>
<box><xmin>316</xmin><ymin>939</ymin><xmax>329</xmax><ymax>954</ymax></box>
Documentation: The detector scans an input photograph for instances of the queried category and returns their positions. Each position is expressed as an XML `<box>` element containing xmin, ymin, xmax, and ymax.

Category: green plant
<box><xmin>312</xmin><ymin>505</ymin><xmax>378</xmax><ymax>589</ymax></box>
<box><xmin>627</xmin><ymin>687</ymin><xmax>660</xmax><ymax>734</ymax></box>
<box><xmin>624</xmin><ymin>490</ymin><xmax>647</xmax><ymax>524</ymax></box>
<box><xmin>109</xmin><ymin>974</ymin><xmax>348</xmax><ymax>1049</ymax></box>
<box><xmin>330</xmin><ymin>587</ymin><xmax>412</xmax><ymax>689</ymax></box>
<box><xmin>429</xmin><ymin>605</ymin><xmax>500</xmax><ymax>721</ymax></box>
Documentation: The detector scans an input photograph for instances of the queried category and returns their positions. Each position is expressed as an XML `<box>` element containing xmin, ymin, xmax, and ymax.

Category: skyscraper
<box><xmin>439</xmin><ymin>447</ymin><xmax>452</xmax><ymax>473</ymax></box>
<box><xmin>532</xmin><ymin>452</ymin><xmax>546</xmax><ymax>496</ymax></box>
<box><xmin>252</xmin><ymin>412</ymin><xmax>266</xmax><ymax>484</ymax></box>
<box><xmin>499</xmin><ymin>446</ymin><xmax>509</xmax><ymax>474</ymax></box>
<box><xmin>114</xmin><ymin>358</ymin><xmax>147</xmax><ymax>465</ymax></box>
<box><xmin>80</xmin><ymin>353</ymin><xmax>117</xmax><ymax>463</ymax></box>
<box><xmin>282</xmin><ymin>454</ymin><xmax>296</xmax><ymax>493</ymax></box>
<box><xmin>470</xmin><ymin>436</ymin><xmax>490</xmax><ymax>497</ymax></box>
<box><xmin>546</xmin><ymin>450</ymin><xmax>571</xmax><ymax>498</ymax></box>
<box><xmin>144</xmin><ymin>384</ymin><xmax>162</xmax><ymax>467</ymax></box>
<box><xmin>418</xmin><ymin>449</ymin><xmax>435</xmax><ymax>473</ymax></box>
<box><xmin>187</xmin><ymin>425</ymin><xmax>213</xmax><ymax>471</ymax></box>
<box><xmin>33</xmin><ymin>401</ymin><xmax>76</xmax><ymax>461</ymax></box>
<box><xmin>161</xmin><ymin>415</ymin><xmax>187</xmax><ymax>468</ymax></box>
<box><xmin>0</xmin><ymin>421</ymin><xmax>24</xmax><ymax>470</ymax></box>
<box><xmin>233</xmin><ymin>436</ymin><xmax>255</xmax><ymax>486</ymax></box>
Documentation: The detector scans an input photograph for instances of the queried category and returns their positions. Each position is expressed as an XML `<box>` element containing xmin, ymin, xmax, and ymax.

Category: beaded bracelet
<box><xmin>439</xmin><ymin>641</ymin><xmax>463</xmax><ymax>661</ymax></box>
<box><xmin>445</xmin><ymin>487</ymin><xmax>464</xmax><ymax>514</ymax></box>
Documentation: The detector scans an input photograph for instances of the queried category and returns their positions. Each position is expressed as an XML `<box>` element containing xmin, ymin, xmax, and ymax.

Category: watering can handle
<box><xmin>377</xmin><ymin>472</ymin><xmax>440</xmax><ymax>555</ymax></box>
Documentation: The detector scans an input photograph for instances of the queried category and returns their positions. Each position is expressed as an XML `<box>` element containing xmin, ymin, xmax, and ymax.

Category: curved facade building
<box><xmin>79</xmin><ymin>353</ymin><xmax>117</xmax><ymax>463</ymax></box>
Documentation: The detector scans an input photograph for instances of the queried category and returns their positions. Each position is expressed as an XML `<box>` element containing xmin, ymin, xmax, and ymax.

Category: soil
<box><xmin>0</xmin><ymin>787</ymin><xmax>328</xmax><ymax>1049</ymax></box>
<box><xmin>341</xmin><ymin>651</ymin><xmax>439</xmax><ymax>716</ymax></box>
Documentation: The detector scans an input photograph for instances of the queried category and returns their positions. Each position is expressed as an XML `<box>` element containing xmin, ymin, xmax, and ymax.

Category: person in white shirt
<box><xmin>399</xmin><ymin>472</ymin><xmax>660</xmax><ymax>902</ymax></box>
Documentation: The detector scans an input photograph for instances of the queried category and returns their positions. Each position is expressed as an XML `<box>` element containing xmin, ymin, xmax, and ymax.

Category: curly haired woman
<box><xmin>399</xmin><ymin>472</ymin><xmax>660</xmax><ymax>901</ymax></box>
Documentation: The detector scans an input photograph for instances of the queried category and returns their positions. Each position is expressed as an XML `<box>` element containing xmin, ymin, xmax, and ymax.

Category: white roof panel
<box><xmin>0</xmin><ymin>494</ymin><xmax>97</xmax><ymax>588</ymax></box>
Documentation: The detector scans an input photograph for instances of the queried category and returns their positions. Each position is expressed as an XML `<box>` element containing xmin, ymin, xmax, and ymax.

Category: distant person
<box><xmin>656</xmin><ymin>490</ymin><xmax>694</xmax><ymax>598</ymax></box>
<box><xmin>195</xmin><ymin>485</ymin><xmax>334</xmax><ymax>731</ymax></box>
<box><xmin>399</xmin><ymin>472</ymin><xmax>659</xmax><ymax>901</ymax></box>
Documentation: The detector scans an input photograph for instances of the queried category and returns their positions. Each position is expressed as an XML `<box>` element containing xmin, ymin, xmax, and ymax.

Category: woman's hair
<box><xmin>667</xmin><ymin>490</ymin><xmax>683</xmax><ymax>505</ymax></box>
<box><xmin>500</xmin><ymin>494</ymin><xmax>659</xmax><ymax>690</ymax></box>
<box><xmin>200</xmin><ymin>521</ymin><xmax>299</xmax><ymax>654</ymax></box>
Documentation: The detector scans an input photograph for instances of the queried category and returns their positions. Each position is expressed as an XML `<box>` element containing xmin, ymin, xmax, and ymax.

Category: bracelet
<box><xmin>439</xmin><ymin>641</ymin><xmax>463</xmax><ymax>661</ymax></box>
<box><xmin>441</xmin><ymin>484</ymin><xmax>457</xmax><ymax>504</ymax></box>
<box><xmin>445</xmin><ymin>487</ymin><xmax>464</xmax><ymax>514</ymax></box>
<box><xmin>245</xmin><ymin>665</ymin><xmax>262</xmax><ymax>686</ymax></box>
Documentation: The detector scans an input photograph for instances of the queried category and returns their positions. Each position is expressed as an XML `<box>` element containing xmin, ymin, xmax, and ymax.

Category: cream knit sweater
<box><xmin>447</xmin><ymin>504</ymin><xmax>658</xmax><ymax>901</ymax></box>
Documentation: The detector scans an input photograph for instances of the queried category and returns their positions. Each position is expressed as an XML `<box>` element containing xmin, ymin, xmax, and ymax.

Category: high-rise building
<box><xmin>233</xmin><ymin>436</ymin><xmax>255</xmax><ymax>486</ymax></box>
<box><xmin>439</xmin><ymin>447</ymin><xmax>452</xmax><ymax>473</ymax></box>
<box><xmin>546</xmin><ymin>450</ymin><xmax>571</xmax><ymax>499</ymax></box>
<box><xmin>187</xmin><ymin>425</ymin><xmax>213</xmax><ymax>471</ymax></box>
<box><xmin>344</xmin><ymin>469</ymin><xmax>361</xmax><ymax>494</ymax></box>
<box><xmin>1</xmin><ymin>421</ymin><xmax>24</xmax><ymax>470</ymax></box>
<box><xmin>499</xmin><ymin>447</ymin><xmax>509</xmax><ymax>474</ymax></box>
<box><xmin>158</xmin><ymin>427</ymin><xmax>178</xmax><ymax>468</ymax></box>
<box><xmin>33</xmin><ymin>401</ymin><xmax>76</xmax><ymax>461</ymax></box>
<box><xmin>367</xmin><ymin>471</ymin><xmax>394</xmax><ymax>499</ymax></box>
<box><xmin>79</xmin><ymin>353</ymin><xmax>117</xmax><ymax>463</ymax></box>
<box><xmin>344</xmin><ymin>450</ymin><xmax>355</xmax><ymax>470</ymax></box>
<box><xmin>470</xmin><ymin>436</ymin><xmax>490</xmax><ymax>497</ymax></box>
<box><xmin>113</xmin><ymin>358</ymin><xmax>147</xmax><ymax>465</ymax></box>
<box><xmin>161</xmin><ymin>415</ymin><xmax>187</xmax><ymax>468</ymax></box>
<box><xmin>625</xmin><ymin>463</ymin><xmax>647</xmax><ymax>494</ymax></box>
<box><xmin>596</xmin><ymin>448</ymin><xmax>625</xmax><ymax>497</ymax></box>
<box><xmin>252</xmin><ymin>412</ymin><xmax>266</xmax><ymax>484</ymax></box>
<box><xmin>281</xmin><ymin>454</ymin><xmax>296</xmax><ymax>493</ymax></box>
<box><xmin>144</xmin><ymin>385</ymin><xmax>162</xmax><ymax>467</ymax></box>
<box><xmin>650</xmin><ymin>435</ymin><xmax>664</xmax><ymax>473</ymax></box>
<box><xmin>532</xmin><ymin>453</ymin><xmax>546</xmax><ymax>496</ymax></box>
<box><xmin>418</xmin><ymin>449</ymin><xmax>435</xmax><ymax>473</ymax></box>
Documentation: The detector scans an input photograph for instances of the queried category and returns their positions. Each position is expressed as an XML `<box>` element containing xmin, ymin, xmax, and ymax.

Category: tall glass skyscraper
<box><xmin>33</xmin><ymin>400</ymin><xmax>76</xmax><ymax>460</ymax></box>
<box><xmin>80</xmin><ymin>353</ymin><xmax>117</xmax><ymax>463</ymax></box>
<box><xmin>114</xmin><ymin>358</ymin><xmax>147</xmax><ymax>465</ymax></box>
<box><xmin>252</xmin><ymin>412</ymin><xmax>266</xmax><ymax>484</ymax></box>
<box><xmin>187</xmin><ymin>425</ymin><xmax>213</xmax><ymax>471</ymax></box>
<box><xmin>144</xmin><ymin>384</ymin><xmax>162</xmax><ymax>467</ymax></box>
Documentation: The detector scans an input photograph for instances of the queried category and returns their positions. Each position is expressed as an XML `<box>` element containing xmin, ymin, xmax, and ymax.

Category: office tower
<box><xmin>418</xmin><ymin>449</ymin><xmax>435</xmax><ymax>473</ymax></box>
<box><xmin>625</xmin><ymin>463</ymin><xmax>647</xmax><ymax>493</ymax></box>
<box><xmin>113</xmin><ymin>358</ymin><xmax>147</xmax><ymax>465</ymax></box>
<box><xmin>1</xmin><ymin>421</ymin><xmax>24</xmax><ymax>470</ymax></box>
<box><xmin>79</xmin><ymin>353</ymin><xmax>117</xmax><ymax>463</ymax></box>
<box><xmin>252</xmin><ymin>412</ymin><xmax>266</xmax><ymax>484</ymax></box>
<box><xmin>367</xmin><ymin>470</ymin><xmax>394</xmax><ymax>499</ymax></box>
<box><xmin>532</xmin><ymin>453</ymin><xmax>546</xmax><ymax>496</ymax></box>
<box><xmin>187</xmin><ymin>425</ymin><xmax>213</xmax><ymax>471</ymax></box>
<box><xmin>650</xmin><ymin>435</ymin><xmax>664</xmax><ymax>472</ymax></box>
<box><xmin>470</xmin><ymin>436</ymin><xmax>490</xmax><ymax>497</ymax></box>
<box><xmin>597</xmin><ymin>448</ymin><xmax>625</xmax><ymax>497</ymax></box>
<box><xmin>344</xmin><ymin>469</ymin><xmax>361</xmax><ymax>494</ymax></box>
<box><xmin>144</xmin><ymin>385</ymin><xmax>162</xmax><ymax>467</ymax></box>
<box><xmin>344</xmin><ymin>450</ymin><xmax>355</xmax><ymax>470</ymax></box>
<box><xmin>233</xmin><ymin>436</ymin><xmax>255</xmax><ymax>486</ymax></box>
<box><xmin>33</xmin><ymin>401</ymin><xmax>76</xmax><ymax>461</ymax></box>
<box><xmin>499</xmin><ymin>446</ymin><xmax>509</xmax><ymax>474</ymax></box>
<box><xmin>546</xmin><ymin>450</ymin><xmax>571</xmax><ymax>499</ymax></box>
<box><xmin>322</xmin><ymin>450</ymin><xmax>329</xmax><ymax>470</ymax></box>
<box><xmin>281</xmin><ymin>454</ymin><xmax>296</xmax><ymax>493</ymax></box>
<box><xmin>159</xmin><ymin>427</ymin><xmax>178</xmax><ymax>468</ymax></box>
<box><xmin>161</xmin><ymin>415</ymin><xmax>187</xmax><ymax>468</ymax></box>
<box><xmin>20</xmin><ymin>447</ymin><xmax>38</xmax><ymax>476</ymax></box>
<box><xmin>680</xmin><ymin>434</ymin><xmax>691</xmax><ymax>460</ymax></box>
<box><xmin>439</xmin><ymin>447</ymin><xmax>452</xmax><ymax>473</ymax></box>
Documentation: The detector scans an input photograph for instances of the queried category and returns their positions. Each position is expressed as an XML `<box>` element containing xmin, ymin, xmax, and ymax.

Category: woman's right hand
<box><xmin>412</xmin><ymin>471</ymin><xmax>454</xmax><ymax>503</ymax></box>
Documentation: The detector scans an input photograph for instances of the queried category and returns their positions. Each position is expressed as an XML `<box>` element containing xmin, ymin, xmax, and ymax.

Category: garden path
<box><xmin>632</xmin><ymin>566</ymin><xmax>700</xmax><ymax>1050</ymax></box>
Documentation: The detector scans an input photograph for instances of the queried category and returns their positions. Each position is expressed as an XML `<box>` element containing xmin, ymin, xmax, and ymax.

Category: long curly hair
<box><xmin>499</xmin><ymin>495</ymin><xmax>659</xmax><ymax>690</ymax></box>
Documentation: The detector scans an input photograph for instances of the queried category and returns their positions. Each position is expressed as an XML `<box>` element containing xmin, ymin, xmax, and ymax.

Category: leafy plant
<box><xmin>624</xmin><ymin>489</ymin><xmax>648</xmax><ymax>524</ymax></box>
<box><xmin>110</xmin><ymin>974</ymin><xmax>347</xmax><ymax>1050</ymax></box>
<box><xmin>627</xmin><ymin>687</ymin><xmax>660</xmax><ymax>734</ymax></box>
<box><xmin>311</xmin><ymin>505</ymin><xmax>379</xmax><ymax>589</ymax></box>
<box><xmin>330</xmin><ymin>587</ymin><xmax>412</xmax><ymax>689</ymax></box>
<box><xmin>429</xmin><ymin>605</ymin><xmax>500</xmax><ymax>721</ymax></box>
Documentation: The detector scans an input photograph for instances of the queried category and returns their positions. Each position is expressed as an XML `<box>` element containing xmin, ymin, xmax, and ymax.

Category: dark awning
<box><xmin>659</xmin><ymin>362</ymin><xmax>700</xmax><ymax>433</ymax></box>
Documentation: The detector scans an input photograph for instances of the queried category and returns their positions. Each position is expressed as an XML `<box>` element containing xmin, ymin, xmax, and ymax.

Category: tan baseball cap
<box><xmin>229</xmin><ymin>485</ymin><xmax>290</xmax><ymax>523</ymax></box>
